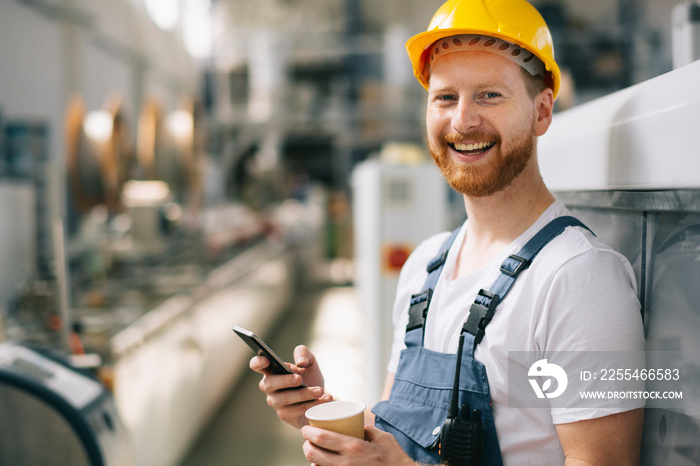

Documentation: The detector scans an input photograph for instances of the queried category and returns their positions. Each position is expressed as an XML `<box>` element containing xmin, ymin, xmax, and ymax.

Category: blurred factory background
<box><xmin>0</xmin><ymin>0</ymin><xmax>699</xmax><ymax>465</ymax></box>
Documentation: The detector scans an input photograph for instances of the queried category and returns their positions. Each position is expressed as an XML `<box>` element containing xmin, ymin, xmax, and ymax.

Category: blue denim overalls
<box><xmin>372</xmin><ymin>216</ymin><xmax>590</xmax><ymax>465</ymax></box>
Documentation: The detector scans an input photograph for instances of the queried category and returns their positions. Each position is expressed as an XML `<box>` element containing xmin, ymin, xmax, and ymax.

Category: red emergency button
<box><xmin>383</xmin><ymin>244</ymin><xmax>413</xmax><ymax>274</ymax></box>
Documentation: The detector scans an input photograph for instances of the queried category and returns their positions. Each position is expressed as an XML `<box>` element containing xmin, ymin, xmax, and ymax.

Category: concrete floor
<box><xmin>180</xmin><ymin>284</ymin><xmax>365</xmax><ymax>466</ymax></box>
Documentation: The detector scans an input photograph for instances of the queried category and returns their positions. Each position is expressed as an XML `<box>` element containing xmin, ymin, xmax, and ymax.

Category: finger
<box><xmin>301</xmin><ymin>425</ymin><xmax>353</xmax><ymax>453</ymax></box>
<box><xmin>259</xmin><ymin>372</ymin><xmax>304</xmax><ymax>393</ymax></box>
<box><xmin>288</xmin><ymin>393</ymin><xmax>332</xmax><ymax>412</ymax></box>
<box><xmin>267</xmin><ymin>391</ymin><xmax>332</xmax><ymax>415</ymax></box>
<box><xmin>303</xmin><ymin>438</ymin><xmax>339</xmax><ymax>465</ymax></box>
<box><xmin>264</xmin><ymin>384</ymin><xmax>328</xmax><ymax>410</ymax></box>
<box><xmin>274</xmin><ymin>394</ymin><xmax>333</xmax><ymax>427</ymax></box>
<box><xmin>303</xmin><ymin>439</ymin><xmax>335</xmax><ymax>465</ymax></box>
<box><xmin>293</xmin><ymin>345</ymin><xmax>314</xmax><ymax>368</ymax></box>
<box><xmin>249</xmin><ymin>355</ymin><xmax>270</xmax><ymax>373</ymax></box>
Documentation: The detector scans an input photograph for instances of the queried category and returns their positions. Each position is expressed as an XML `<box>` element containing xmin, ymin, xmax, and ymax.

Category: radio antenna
<box><xmin>448</xmin><ymin>333</ymin><xmax>465</xmax><ymax>419</ymax></box>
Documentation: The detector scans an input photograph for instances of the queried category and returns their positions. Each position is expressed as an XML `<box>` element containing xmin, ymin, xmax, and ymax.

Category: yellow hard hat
<box><xmin>406</xmin><ymin>0</ymin><xmax>561</xmax><ymax>99</ymax></box>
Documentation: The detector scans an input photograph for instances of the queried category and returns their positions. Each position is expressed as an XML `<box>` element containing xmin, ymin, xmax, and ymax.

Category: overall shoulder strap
<box><xmin>463</xmin><ymin>215</ymin><xmax>593</xmax><ymax>348</ymax></box>
<box><xmin>404</xmin><ymin>228</ymin><xmax>460</xmax><ymax>346</ymax></box>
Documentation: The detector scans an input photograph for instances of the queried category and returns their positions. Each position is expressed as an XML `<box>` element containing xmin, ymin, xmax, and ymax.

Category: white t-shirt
<box><xmin>387</xmin><ymin>200</ymin><xmax>645</xmax><ymax>465</ymax></box>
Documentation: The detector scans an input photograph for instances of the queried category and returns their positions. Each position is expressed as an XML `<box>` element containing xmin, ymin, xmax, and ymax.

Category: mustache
<box><xmin>442</xmin><ymin>131</ymin><xmax>500</xmax><ymax>144</ymax></box>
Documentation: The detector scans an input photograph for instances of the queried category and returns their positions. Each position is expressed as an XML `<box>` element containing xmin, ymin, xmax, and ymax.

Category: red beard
<box><xmin>428</xmin><ymin>125</ymin><xmax>535</xmax><ymax>197</ymax></box>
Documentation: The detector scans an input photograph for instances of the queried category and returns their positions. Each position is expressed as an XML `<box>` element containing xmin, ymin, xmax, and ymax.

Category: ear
<box><xmin>534</xmin><ymin>88</ymin><xmax>554</xmax><ymax>137</ymax></box>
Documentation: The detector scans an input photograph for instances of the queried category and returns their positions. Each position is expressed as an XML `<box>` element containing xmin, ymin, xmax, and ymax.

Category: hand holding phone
<box><xmin>233</xmin><ymin>326</ymin><xmax>307</xmax><ymax>388</ymax></box>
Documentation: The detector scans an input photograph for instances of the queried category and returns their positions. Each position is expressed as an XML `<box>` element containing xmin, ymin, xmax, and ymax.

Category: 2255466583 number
<box><xmin>599</xmin><ymin>368</ymin><xmax>680</xmax><ymax>381</ymax></box>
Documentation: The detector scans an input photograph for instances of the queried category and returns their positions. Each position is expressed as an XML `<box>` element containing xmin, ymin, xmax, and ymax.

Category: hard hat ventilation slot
<box><xmin>425</xmin><ymin>34</ymin><xmax>546</xmax><ymax>80</ymax></box>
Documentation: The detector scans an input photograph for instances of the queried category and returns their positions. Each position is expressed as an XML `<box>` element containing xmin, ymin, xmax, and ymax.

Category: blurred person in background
<box><xmin>250</xmin><ymin>0</ymin><xmax>645</xmax><ymax>464</ymax></box>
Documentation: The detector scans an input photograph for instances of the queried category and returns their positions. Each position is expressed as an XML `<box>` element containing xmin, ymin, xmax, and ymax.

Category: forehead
<box><xmin>428</xmin><ymin>50</ymin><xmax>525</xmax><ymax>90</ymax></box>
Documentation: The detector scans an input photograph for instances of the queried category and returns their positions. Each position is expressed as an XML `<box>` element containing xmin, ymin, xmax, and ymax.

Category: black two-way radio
<box><xmin>439</xmin><ymin>333</ymin><xmax>484</xmax><ymax>466</ymax></box>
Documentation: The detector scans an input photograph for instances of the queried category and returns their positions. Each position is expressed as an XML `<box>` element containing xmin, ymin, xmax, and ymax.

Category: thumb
<box><xmin>293</xmin><ymin>345</ymin><xmax>315</xmax><ymax>368</ymax></box>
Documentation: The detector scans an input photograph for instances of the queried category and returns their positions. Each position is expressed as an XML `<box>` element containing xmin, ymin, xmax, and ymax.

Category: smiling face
<box><xmin>426</xmin><ymin>50</ymin><xmax>551</xmax><ymax>198</ymax></box>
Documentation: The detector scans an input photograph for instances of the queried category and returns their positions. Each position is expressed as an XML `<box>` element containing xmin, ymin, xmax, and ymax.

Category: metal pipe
<box><xmin>52</xmin><ymin>218</ymin><xmax>72</xmax><ymax>354</ymax></box>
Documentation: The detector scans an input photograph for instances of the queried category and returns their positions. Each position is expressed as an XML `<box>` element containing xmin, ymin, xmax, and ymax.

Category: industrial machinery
<box><xmin>0</xmin><ymin>343</ymin><xmax>134</xmax><ymax>465</ymax></box>
<box><xmin>1</xmin><ymin>91</ymin><xmax>320</xmax><ymax>466</ymax></box>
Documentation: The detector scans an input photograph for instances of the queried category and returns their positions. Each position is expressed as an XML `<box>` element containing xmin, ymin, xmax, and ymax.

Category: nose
<box><xmin>452</xmin><ymin>99</ymin><xmax>482</xmax><ymax>134</ymax></box>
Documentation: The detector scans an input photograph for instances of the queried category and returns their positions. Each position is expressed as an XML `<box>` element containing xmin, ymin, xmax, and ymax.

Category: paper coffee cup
<box><xmin>305</xmin><ymin>400</ymin><xmax>365</xmax><ymax>440</ymax></box>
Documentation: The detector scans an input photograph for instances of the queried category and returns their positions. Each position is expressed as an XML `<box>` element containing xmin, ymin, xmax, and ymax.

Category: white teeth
<box><xmin>454</xmin><ymin>141</ymin><xmax>493</xmax><ymax>151</ymax></box>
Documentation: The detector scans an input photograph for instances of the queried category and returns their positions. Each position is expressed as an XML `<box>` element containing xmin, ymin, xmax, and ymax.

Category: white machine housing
<box><xmin>538</xmin><ymin>52</ymin><xmax>700</xmax><ymax>466</ymax></box>
<box><xmin>353</xmin><ymin>159</ymin><xmax>453</xmax><ymax>404</ymax></box>
<box><xmin>539</xmin><ymin>59</ymin><xmax>700</xmax><ymax>191</ymax></box>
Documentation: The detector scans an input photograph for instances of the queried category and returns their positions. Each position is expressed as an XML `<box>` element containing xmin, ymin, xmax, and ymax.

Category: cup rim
<box><xmin>305</xmin><ymin>400</ymin><xmax>365</xmax><ymax>421</ymax></box>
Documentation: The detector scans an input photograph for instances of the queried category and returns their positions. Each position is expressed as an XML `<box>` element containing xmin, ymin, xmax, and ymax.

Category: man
<box><xmin>251</xmin><ymin>0</ymin><xmax>645</xmax><ymax>464</ymax></box>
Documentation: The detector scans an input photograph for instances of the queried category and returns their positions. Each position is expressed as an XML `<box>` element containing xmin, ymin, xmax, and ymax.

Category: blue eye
<box><xmin>485</xmin><ymin>92</ymin><xmax>500</xmax><ymax>99</ymax></box>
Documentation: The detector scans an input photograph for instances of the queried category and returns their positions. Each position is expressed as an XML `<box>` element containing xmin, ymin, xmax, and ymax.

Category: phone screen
<box><xmin>233</xmin><ymin>326</ymin><xmax>306</xmax><ymax>388</ymax></box>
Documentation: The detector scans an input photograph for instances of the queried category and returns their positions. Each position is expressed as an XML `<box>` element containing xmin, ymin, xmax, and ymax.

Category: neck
<box><xmin>453</xmin><ymin>159</ymin><xmax>555</xmax><ymax>277</ymax></box>
<box><xmin>463</xmin><ymin>177</ymin><xmax>554</xmax><ymax>241</ymax></box>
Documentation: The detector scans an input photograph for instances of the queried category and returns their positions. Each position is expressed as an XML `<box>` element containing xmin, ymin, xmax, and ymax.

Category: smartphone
<box><xmin>233</xmin><ymin>326</ymin><xmax>306</xmax><ymax>388</ymax></box>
